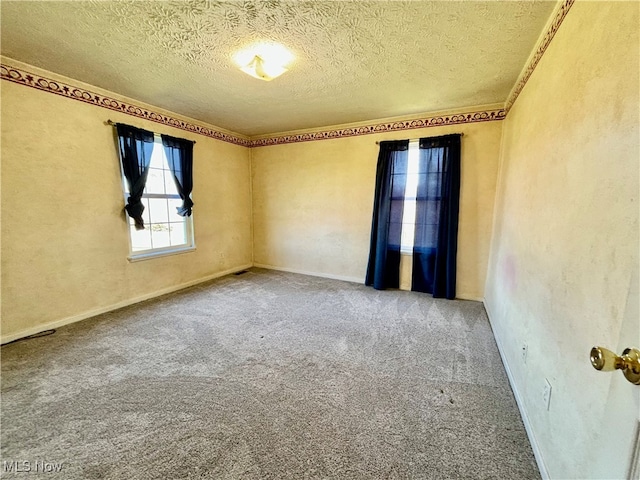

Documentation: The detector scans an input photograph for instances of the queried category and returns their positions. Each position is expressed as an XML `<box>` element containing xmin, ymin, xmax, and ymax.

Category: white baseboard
<box><xmin>253</xmin><ymin>263</ymin><xmax>363</xmax><ymax>284</ymax></box>
<box><xmin>483</xmin><ymin>300</ymin><xmax>549</xmax><ymax>480</ymax></box>
<box><xmin>1</xmin><ymin>263</ymin><xmax>253</xmax><ymax>345</ymax></box>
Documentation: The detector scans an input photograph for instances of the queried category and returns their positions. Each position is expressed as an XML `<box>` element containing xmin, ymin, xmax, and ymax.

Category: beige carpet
<box><xmin>1</xmin><ymin>268</ymin><xmax>539</xmax><ymax>479</ymax></box>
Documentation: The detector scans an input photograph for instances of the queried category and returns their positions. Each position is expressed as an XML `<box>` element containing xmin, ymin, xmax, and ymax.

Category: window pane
<box><xmin>427</xmin><ymin>172</ymin><xmax>441</xmax><ymax>196</ymax></box>
<box><xmin>391</xmin><ymin>173</ymin><xmax>407</xmax><ymax>198</ymax></box>
<box><xmin>404</xmin><ymin>200</ymin><xmax>417</xmax><ymax>221</ymax></box>
<box><xmin>168</xmin><ymin>198</ymin><xmax>184</xmax><ymax>219</ymax></box>
<box><xmin>392</xmin><ymin>152</ymin><xmax>407</xmax><ymax>174</ymax></box>
<box><xmin>130</xmin><ymin>225</ymin><xmax>152</xmax><ymax>251</ymax></box>
<box><xmin>415</xmin><ymin>200</ymin><xmax>440</xmax><ymax>226</ymax></box>
<box><xmin>401</xmin><ymin>199</ymin><xmax>417</xmax><ymax>252</ymax></box>
<box><xmin>405</xmin><ymin>173</ymin><xmax>419</xmax><ymax>197</ymax></box>
<box><xmin>415</xmin><ymin>222</ymin><xmax>437</xmax><ymax>248</ymax></box>
<box><xmin>145</xmin><ymin>168</ymin><xmax>165</xmax><ymax>194</ymax></box>
<box><xmin>390</xmin><ymin>199</ymin><xmax>404</xmax><ymax>220</ymax></box>
<box><xmin>428</xmin><ymin>149</ymin><xmax>444</xmax><ymax>172</ymax></box>
<box><xmin>417</xmin><ymin>148</ymin><xmax>444</xmax><ymax>173</ymax></box>
<box><xmin>164</xmin><ymin>171</ymin><xmax>179</xmax><ymax>195</ymax></box>
<box><xmin>148</xmin><ymin>141</ymin><xmax>165</xmax><ymax>169</ymax></box>
<box><xmin>388</xmin><ymin>221</ymin><xmax>403</xmax><ymax>247</ymax></box>
<box><xmin>169</xmin><ymin>221</ymin><xmax>187</xmax><ymax>246</ymax></box>
<box><xmin>407</xmin><ymin>145</ymin><xmax>420</xmax><ymax>174</ymax></box>
<box><xmin>140</xmin><ymin>198</ymin><xmax>151</xmax><ymax>226</ymax></box>
<box><xmin>148</xmin><ymin>198</ymin><xmax>169</xmax><ymax>223</ymax></box>
<box><xmin>128</xmin><ymin>198</ymin><xmax>152</xmax><ymax>227</ymax></box>
<box><xmin>150</xmin><ymin>223</ymin><xmax>171</xmax><ymax>249</ymax></box>
<box><xmin>400</xmin><ymin>222</ymin><xmax>416</xmax><ymax>250</ymax></box>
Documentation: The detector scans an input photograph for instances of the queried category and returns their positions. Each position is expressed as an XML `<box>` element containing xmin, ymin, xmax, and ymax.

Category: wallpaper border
<box><xmin>505</xmin><ymin>0</ymin><xmax>575</xmax><ymax>112</ymax></box>
<box><xmin>0</xmin><ymin>62</ymin><xmax>506</xmax><ymax>147</ymax></box>
<box><xmin>0</xmin><ymin>63</ymin><xmax>251</xmax><ymax>147</ymax></box>
<box><xmin>248</xmin><ymin>110</ymin><xmax>506</xmax><ymax>147</ymax></box>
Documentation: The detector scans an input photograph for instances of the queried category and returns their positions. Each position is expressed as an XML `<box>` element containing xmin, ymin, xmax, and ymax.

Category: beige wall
<box><xmin>251</xmin><ymin>120</ymin><xmax>502</xmax><ymax>299</ymax></box>
<box><xmin>485</xmin><ymin>2</ymin><xmax>639</xmax><ymax>478</ymax></box>
<box><xmin>1</xmin><ymin>67</ymin><xmax>253</xmax><ymax>341</ymax></box>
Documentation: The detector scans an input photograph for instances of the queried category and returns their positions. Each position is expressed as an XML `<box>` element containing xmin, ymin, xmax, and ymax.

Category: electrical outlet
<box><xmin>542</xmin><ymin>379</ymin><xmax>552</xmax><ymax>411</ymax></box>
<box><xmin>522</xmin><ymin>344</ymin><xmax>528</xmax><ymax>364</ymax></box>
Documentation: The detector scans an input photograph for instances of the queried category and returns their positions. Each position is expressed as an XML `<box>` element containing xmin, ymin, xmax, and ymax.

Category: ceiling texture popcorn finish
<box><xmin>1</xmin><ymin>0</ymin><xmax>557</xmax><ymax>137</ymax></box>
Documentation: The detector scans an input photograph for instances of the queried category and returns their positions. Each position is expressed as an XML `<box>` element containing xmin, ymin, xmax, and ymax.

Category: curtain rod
<box><xmin>106</xmin><ymin>120</ymin><xmax>196</xmax><ymax>143</ymax></box>
<box><xmin>375</xmin><ymin>133</ymin><xmax>463</xmax><ymax>145</ymax></box>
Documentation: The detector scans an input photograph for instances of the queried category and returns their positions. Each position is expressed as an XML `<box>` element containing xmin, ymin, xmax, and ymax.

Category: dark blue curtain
<box><xmin>160</xmin><ymin>134</ymin><xmax>195</xmax><ymax>217</ymax></box>
<box><xmin>365</xmin><ymin>140</ymin><xmax>409</xmax><ymax>290</ymax></box>
<box><xmin>412</xmin><ymin>134</ymin><xmax>461</xmax><ymax>298</ymax></box>
<box><xmin>116</xmin><ymin>124</ymin><xmax>155</xmax><ymax>230</ymax></box>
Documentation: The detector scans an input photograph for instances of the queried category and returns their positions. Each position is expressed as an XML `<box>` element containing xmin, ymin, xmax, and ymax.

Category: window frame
<box><xmin>118</xmin><ymin>134</ymin><xmax>196</xmax><ymax>262</ymax></box>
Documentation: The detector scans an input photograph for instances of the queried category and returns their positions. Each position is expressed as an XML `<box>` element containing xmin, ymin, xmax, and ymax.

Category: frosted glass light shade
<box><xmin>234</xmin><ymin>42</ymin><xmax>293</xmax><ymax>81</ymax></box>
<box><xmin>240</xmin><ymin>55</ymin><xmax>288</xmax><ymax>81</ymax></box>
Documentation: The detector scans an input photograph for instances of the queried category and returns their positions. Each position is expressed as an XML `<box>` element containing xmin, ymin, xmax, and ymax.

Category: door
<box><xmin>589</xmin><ymin>267</ymin><xmax>639</xmax><ymax>479</ymax></box>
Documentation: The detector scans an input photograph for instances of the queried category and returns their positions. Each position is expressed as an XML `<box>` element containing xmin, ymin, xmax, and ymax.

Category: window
<box><xmin>366</xmin><ymin>134</ymin><xmax>460</xmax><ymax>296</ymax></box>
<box><xmin>121</xmin><ymin>136</ymin><xmax>194</xmax><ymax>260</ymax></box>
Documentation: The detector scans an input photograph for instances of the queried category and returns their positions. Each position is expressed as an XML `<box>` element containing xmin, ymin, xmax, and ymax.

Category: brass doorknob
<box><xmin>590</xmin><ymin>346</ymin><xmax>640</xmax><ymax>385</ymax></box>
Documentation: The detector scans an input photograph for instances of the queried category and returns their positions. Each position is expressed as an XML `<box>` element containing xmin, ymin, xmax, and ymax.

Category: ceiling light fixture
<box><xmin>240</xmin><ymin>55</ymin><xmax>287</xmax><ymax>81</ymax></box>
<box><xmin>234</xmin><ymin>42</ymin><xmax>294</xmax><ymax>82</ymax></box>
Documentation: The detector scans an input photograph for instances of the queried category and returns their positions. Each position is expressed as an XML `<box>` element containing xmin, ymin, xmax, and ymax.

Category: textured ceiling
<box><xmin>0</xmin><ymin>1</ymin><xmax>556</xmax><ymax>136</ymax></box>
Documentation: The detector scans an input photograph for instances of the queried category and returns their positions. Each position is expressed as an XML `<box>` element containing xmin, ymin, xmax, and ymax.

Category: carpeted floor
<box><xmin>1</xmin><ymin>268</ymin><xmax>539</xmax><ymax>479</ymax></box>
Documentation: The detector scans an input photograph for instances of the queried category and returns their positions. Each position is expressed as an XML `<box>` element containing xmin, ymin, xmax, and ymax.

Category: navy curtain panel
<box><xmin>116</xmin><ymin>123</ymin><xmax>155</xmax><ymax>230</ymax></box>
<box><xmin>412</xmin><ymin>134</ymin><xmax>461</xmax><ymax>298</ymax></box>
<box><xmin>160</xmin><ymin>134</ymin><xmax>195</xmax><ymax>217</ymax></box>
<box><xmin>365</xmin><ymin>140</ymin><xmax>409</xmax><ymax>290</ymax></box>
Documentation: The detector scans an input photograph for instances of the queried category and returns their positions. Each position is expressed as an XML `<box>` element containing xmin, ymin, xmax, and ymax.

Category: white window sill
<box><xmin>128</xmin><ymin>246</ymin><xmax>196</xmax><ymax>262</ymax></box>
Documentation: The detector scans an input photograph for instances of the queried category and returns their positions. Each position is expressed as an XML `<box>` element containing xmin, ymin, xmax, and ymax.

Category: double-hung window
<box><xmin>366</xmin><ymin>134</ymin><xmax>461</xmax><ymax>297</ymax></box>
<box><xmin>120</xmin><ymin>136</ymin><xmax>195</xmax><ymax>260</ymax></box>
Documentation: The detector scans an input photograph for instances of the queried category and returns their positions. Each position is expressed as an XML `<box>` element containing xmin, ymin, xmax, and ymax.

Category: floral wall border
<box><xmin>1</xmin><ymin>62</ymin><xmax>506</xmax><ymax>148</ymax></box>
<box><xmin>248</xmin><ymin>109</ymin><xmax>506</xmax><ymax>147</ymax></box>
<box><xmin>505</xmin><ymin>0</ymin><xmax>575</xmax><ymax>112</ymax></box>
<box><xmin>0</xmin><ymin>64</ymin><xmax>251</xmax><ymax>147</ymax></box>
